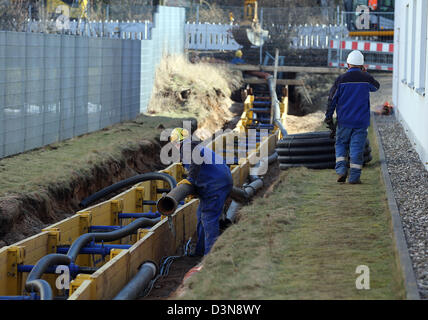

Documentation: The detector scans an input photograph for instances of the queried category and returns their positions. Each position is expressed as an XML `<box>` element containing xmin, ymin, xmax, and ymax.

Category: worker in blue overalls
<box><xmin>325</xmin><ymin>50</ymin><xmax>380</xmax><ymax>184</ymax></box>
<box><xmin>170</xmin><ymin>128</ymin><xmax>233</xmax><ymax>256</ymax></box>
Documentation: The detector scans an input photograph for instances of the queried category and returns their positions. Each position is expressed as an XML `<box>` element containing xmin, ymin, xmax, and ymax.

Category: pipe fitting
<box><xmin>113</xmin><ymin>261</ymin><xmax>158</xmax><ymax>300</ymax></box>
<box><xmin>157</xmin><ymin>183</ymin><xmax>195</xmax><ymax>216</ymax></box>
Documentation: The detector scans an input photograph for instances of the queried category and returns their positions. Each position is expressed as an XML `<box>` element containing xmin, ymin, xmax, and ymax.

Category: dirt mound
<box><xmin>293</xmin><ymin>73</ymin><xmax>338</xmax><ymax>115</ymax></box>
<box><xmin>285</xmin><ymin>111</ymin><xmax>325</xmax><ymax>134</ymax></box>
<box><xmin>147</xmin><ymin>55</ymin><xmax>243</xmax><ymax>140</ymax></box>
<box><xmin>0</xmin><ymin>139</ymin><xmax>163</xmax><ymax>247</ymax></box>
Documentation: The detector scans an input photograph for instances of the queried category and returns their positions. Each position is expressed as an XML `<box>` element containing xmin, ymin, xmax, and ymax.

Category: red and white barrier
<box><xmin>329</xmin><ymin>61</ymin><xmax>393</xmax><ymax>71</ymax></box>
<box><xmin>329</xmin><ymin>39</ymin><xmax>394</xmax><ymax>53</ymax></box>
<box><xmin>328</xmin><ymin>39</ymin><xmax>393</xmax><ymax>71</ymax></box>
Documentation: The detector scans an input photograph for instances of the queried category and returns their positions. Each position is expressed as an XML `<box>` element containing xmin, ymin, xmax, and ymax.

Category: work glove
<box><xmin>324</xmin><ymin>117</ymin><xmax>337</xmax><ymax>140</ymax></box>
<box><xmin>178</xmin><ymin>178</ymin><xmax>192</xmax><ymax>186</ymax></box>
<box><xmin>177</xmin><ymin>179</ymin><xmax>196</xmax><ymax>201</ymax></box>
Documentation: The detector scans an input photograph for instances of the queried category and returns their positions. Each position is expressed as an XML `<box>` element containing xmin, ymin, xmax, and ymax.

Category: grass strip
<box><xmin>0</xmin><ymin>114</ymin><xmax>186</xmax><ymax>196</ymax></box>
<box><xmin>181</xmin><ymin>125</ymin><xmax>405</xmax><ymax>300</ymax></box>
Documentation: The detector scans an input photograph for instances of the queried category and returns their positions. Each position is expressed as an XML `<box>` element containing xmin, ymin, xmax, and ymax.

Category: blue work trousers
<box><xmin>195</xmin><ymin>184</ymin><xmax>232</xmax><ymax>256</ymax></box>
<box><xmin>335</xmin><ymin>125</ymin><xmax>368</xmax><ymax>183</ymax></box>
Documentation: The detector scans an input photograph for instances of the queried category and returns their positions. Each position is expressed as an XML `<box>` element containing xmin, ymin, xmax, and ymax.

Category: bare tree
<box><xmin>104</xmin><ymin>0</ymin><xmax>152</xmax><ymax>21</ymax></box>
<box><xmin>0</xmin><ymin>0</ymin><xmax>30</xmax><ymax>31</ymax></box>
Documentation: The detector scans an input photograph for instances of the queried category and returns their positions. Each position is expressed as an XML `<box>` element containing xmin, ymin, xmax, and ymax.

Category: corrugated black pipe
<box><xmin>67</xmin><ymin>217</ymin><xmax>161</xmax><ymax>262</ymax></box>
<box><xmin>249</xmin><ymin>152</ymin><xmax>278</xmax><ymax>181</ymax></box>
<box><xmin>227</xmin><ymin>150</ymin><xmax>278</xmax><ymax>222</ymax></box>
<box><xmin>228</xmin><ymin>179</ymin><xmax>264</xmax><ymax>220</ymax></box>
<box><xmin>25</xmin><ymin>254</ymin><xmax>72</xmax><ymax>300</ymax></box>
<box><xmin>26</xmin><ymin>217</ymin><xmax>160</xmax><ymax>300</ymax></box>
<box><xmin>79</xmin><ymin>172</ymin><xmax>177</xmax><ymax>208</ymax></box>
<box><xmin>156</xmin><ymin>183</ymin><xmax>195</xmax><ymax>216</ymax></box>
<box><xmin>113</xmin><ymin>261</ymin><xmax>157</xmax><ymax>300</ymax></box>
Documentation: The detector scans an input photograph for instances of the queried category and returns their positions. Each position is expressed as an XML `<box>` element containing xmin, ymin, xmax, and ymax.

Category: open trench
<box><xmin>0</xmin><ymin>140</ymin><xmax>166</xmax><ymax>248</ymax></box>
<box><xmin>0</xmin><ymin>67</ymin><xmax>315</xmax><ymax>299</ymax></box>
<box><xmin>140</xmin><ymin>83</ymin><xmax>306</xmax><ymax>300</ymax></box>
<box><xmin>141</xmin><ymin>159</ymin><xmax>281</xmax><ymax>300</ymax></box>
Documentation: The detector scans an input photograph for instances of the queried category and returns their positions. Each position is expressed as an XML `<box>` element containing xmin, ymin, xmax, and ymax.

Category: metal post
<box><xmin>58</xmin><ymin>33</ymin><xmax>64</xmax><ymax>142</ymax></box>
<box><xmin>41</xmin><ymin>31</ymin><xmax>46</xmax><ymax>146</ymax></box>
<box><xmin>23</xmin><ymin>32</ymin><xmax>28</xmax><ymax>152</ymax></box>
<box><xmin>337</xmin><ymin>5</ymin><xmax>340</xmax><ymax>25</ymax></box>
<box><xmin>0</xmin><ymin>33</ymin><xmax>5</xmax><ymax>158</ymax></box>
<box><xmin>259</xmin><ymin>7</ymin><xmax>263</xmax><ymax>65</ymax></box>
<box><xmin>196</xmin><ymin>5</ymin><xmax>199</xmax><ymax>24</ymax></box>
<box><xmin>339</xmin><ymin>28</ymin><xmax>343</xmax><ymax>68</ymax></box>
<box><xmin>270</xmin><ymin>48</ymin><xmax>279</xmax><ymax>125</ymax></box>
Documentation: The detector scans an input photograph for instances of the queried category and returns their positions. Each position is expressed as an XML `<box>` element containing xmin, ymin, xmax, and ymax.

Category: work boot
<box><xmin>337</xmin><ymin>172</ymin><xmax>348</xmax><ymax>183</ymax></box>
<box><xmin>349</xmin><ymin>179</ymin><xmax>362</xmax><ymax>184</ymax></box>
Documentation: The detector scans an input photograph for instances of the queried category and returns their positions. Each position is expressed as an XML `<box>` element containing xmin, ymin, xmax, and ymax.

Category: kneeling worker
<box><xmin>170</xmin><ymin>128</ymin><xmax>233</xmax><ymax>256</ymax></box>
<box><xmin>325</xmin><ymin>50</ymin><xmax>380</xmax><ymax>184</ymax></box>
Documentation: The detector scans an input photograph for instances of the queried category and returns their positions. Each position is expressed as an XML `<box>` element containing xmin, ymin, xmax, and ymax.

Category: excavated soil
<box><xmin>0</xmin><ymin>140</ymin><xmax>163</xmax><ymax>247</ymax></box>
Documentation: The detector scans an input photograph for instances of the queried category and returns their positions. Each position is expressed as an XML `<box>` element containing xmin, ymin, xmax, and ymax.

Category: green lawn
<box><xmin>0</xmin><ymin>114</ymin><xmax>187</xmax><ymax>196</ymax></box>
<box><xmin>179</xmin><ymin>125</ymin><xmax>405</xmax><ymax>300</ymax></box>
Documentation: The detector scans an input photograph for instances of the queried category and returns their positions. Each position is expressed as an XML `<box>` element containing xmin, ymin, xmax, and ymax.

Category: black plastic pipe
<box><xmin>67</xmin><ymin>217</ymin><xmax>160</xmax><ymax>262</ymax></box>
<box><xmin>79</xmin><ymin>172</ymin><xmax>177</xmax><ymax>208</ymax></box>
<box><xmin>25</xmin><ymin>254</ymin><xmax>72</xmax><ymax>300</ymax></box>
<box><xmin>113</xmin><ymin>261</ymin><xmax>157</xmax><ymax>300</ymax></box>
<box><xmin>26</xmin><ymin>217</ymin><xmax>160</xmax><ymax>300</ymax></box>
<box><xmin>156</xmin><ymin>183</ymin><xmax>195</xmax><ymax>216</ymax></box>
<box><xmin>225</xmin><ymin>200</ymin><xmax>243</xmax><ymax>224</ymax></box>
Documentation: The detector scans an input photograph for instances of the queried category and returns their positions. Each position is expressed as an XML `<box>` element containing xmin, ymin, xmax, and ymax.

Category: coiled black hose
<box><xmin>25</xmin><ymin>254</ymin><xmax>72</xmax><ymax>300</ymax></box>
<box><xmin>67</xmin><ymin>217</ymin><xmax>160</xmax><ymax>262</ymax></box>
<box><xmin>24</xmin><ymin>217</ymin><xmax>160</xmax><ymax>300</ymax></box>
<box><xmin>26</xmin><ymin>171</ymin><xmax>173</xmax><ymax>300</ymax></box>
<box><xmin>79</xmin><ymin>172</ymin><xmax>177</xmax><ymax>208</ymax></box>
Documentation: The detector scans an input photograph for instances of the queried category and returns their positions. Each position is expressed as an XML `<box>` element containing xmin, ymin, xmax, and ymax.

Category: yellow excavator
<box><xmin>45</xmin><ymin>0</ymin><xmax>88</xmax><ymax>20</ymax></box>
<box><xmin>12</xmin><ymin>0</ymin><xmax>88</xmax><ymax>20</ymax></box>
<box><xmin>230</xmin><ymin>0</ymin><xmax>268</xmax><ymax>48</ymax></box>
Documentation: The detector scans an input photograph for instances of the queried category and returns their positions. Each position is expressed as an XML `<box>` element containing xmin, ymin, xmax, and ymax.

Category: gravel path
<box><xmin>376</xmin><ymin>114</ymin><xmax>428</xmax><ymax>299</ymax></box>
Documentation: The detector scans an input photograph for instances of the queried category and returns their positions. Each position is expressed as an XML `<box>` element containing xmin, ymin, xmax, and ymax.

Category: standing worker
<box><xmin>325</xmin><ymin>50</ymin><xmax>380</xmax><ymax>184</ymax></box>
<box><xmin>170</xmin><ymin>128</ymin><xmax>233</xmax><ymax>256</ymax></box>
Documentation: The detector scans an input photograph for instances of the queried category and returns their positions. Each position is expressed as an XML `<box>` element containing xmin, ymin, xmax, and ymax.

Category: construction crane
<box><xmin>343</xmin><ymin>0</ymin><xmax>394</xmax><ymax>38</ymax></box>
<box><xmin>231</xmin><ymin>0</ymin><xmax>268</xmax><ymax>48</ymax></box>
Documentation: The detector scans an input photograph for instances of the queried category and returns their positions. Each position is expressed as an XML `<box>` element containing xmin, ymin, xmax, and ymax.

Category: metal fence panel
<box><xmin>140</xmin><ymin>39</ymin><xmax>154</xmax><ymax>113</ymax></box>
<box><xmin>24</xmin><ymin>32</ymin><xmax>44</xmax><ymax>152</ymax></box>
<box><xmin>75</xmin><ymin>36</ymin><xmax>89</xmax><ymax>137</ymax></box>
<box><xmin>0</xmin><ymin>6</ymin><xmax>185</xmax><ymax>159</ymax></box>
<box><xmin>43</xmin><ymin>34</ymin><xmax>61</xmax><ymax>146</ymax></box>
<box><xmin>0</xmin><ymin>32</ymin><xmax>5</xmax><ymax>158</ymax></box>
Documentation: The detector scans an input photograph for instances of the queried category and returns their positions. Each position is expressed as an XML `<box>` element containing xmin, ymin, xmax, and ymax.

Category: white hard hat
<box><xmin>347</xmin><ymin>50</ymin><xmax>364</xmax><ymax>66</ymax></box>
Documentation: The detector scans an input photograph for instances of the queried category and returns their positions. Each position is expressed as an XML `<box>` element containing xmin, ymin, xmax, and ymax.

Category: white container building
<box><xmin>392</xmin><ymin>0</ymin><xmax>428</xmax><ymax>170</ymax></box>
